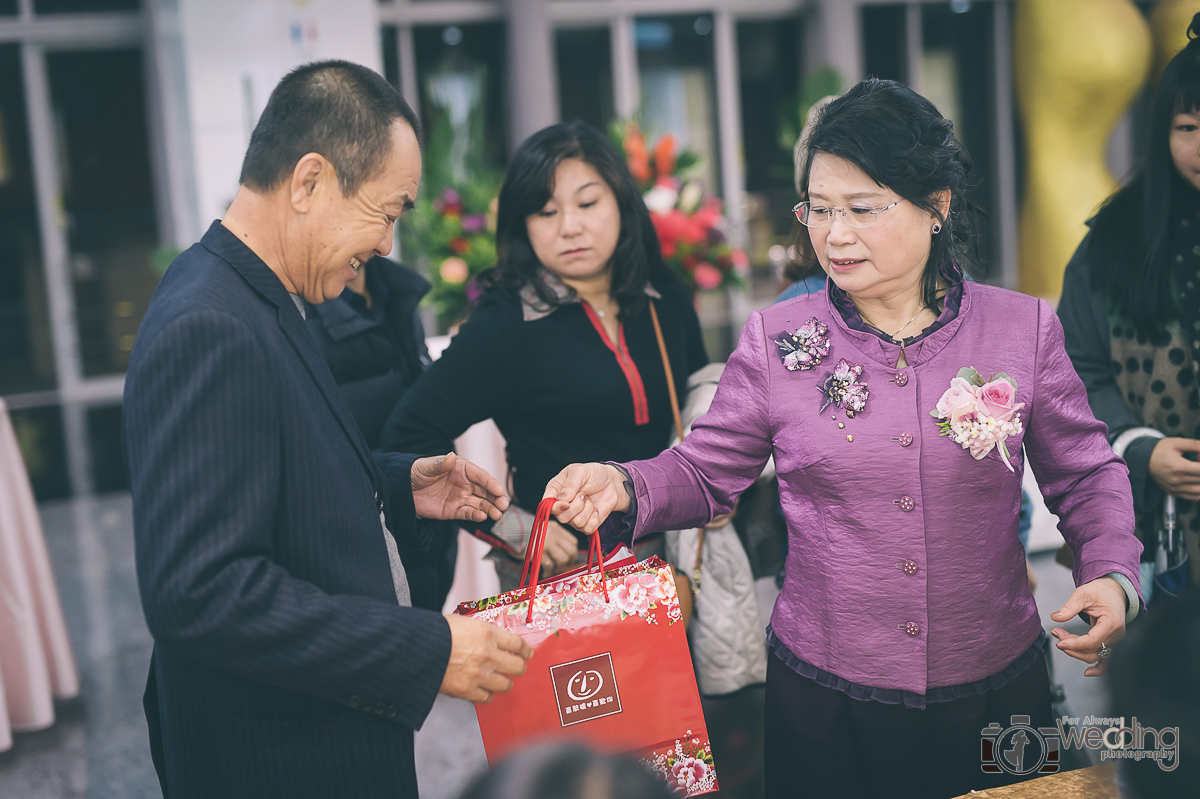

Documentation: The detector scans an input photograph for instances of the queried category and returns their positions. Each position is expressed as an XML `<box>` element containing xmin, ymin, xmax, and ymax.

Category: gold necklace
<box><xmin>859</xmin><ymin>306</ymin><xmax>928</xmax><ymax>369</ymax></box>
<box><xmin>858</xmin><ymin>307</ymin><xmax>926</xmax><ymax>342</ymax></box>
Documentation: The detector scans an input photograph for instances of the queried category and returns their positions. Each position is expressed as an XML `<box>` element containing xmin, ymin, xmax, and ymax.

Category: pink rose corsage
<box><xmin>929</xmin><ymin>367</ymin><xmax>1024</xmax><ymax>472</ymax></box>
<box><xmin>819</xmin><ymin>358</ymin><xmax>869</xmax><ymax>417</ymax></box>
<box><xmin>774</xmin><ymin>317</ymin><xmax>831</xmax><ymax>372</ymax></box>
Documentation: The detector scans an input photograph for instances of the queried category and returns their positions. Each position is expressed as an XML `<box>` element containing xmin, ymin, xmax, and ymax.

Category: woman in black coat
<box><xmin>380</xmin><ymin>121</ymin><xmax>708</xmax><ymax>590</ymax></box>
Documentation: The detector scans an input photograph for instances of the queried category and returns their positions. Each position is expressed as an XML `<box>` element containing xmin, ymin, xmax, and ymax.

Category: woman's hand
<box><xmin>1049</xmin><ymin>576</ymin><xmax>1128</xmax><ymax>677</ymax></box>
<box><xmin>542</xmin><ymin>463</ymin><xmax>630</xmax><ymax>535</ymax></box>
<box><xmin>1149</xmin><ymin>437</ymin><xmax>1200</xmax><ymax>501</ymax></box>
<box><xmin>538</xmin><ymin>520</ymin><xmax>582</xmax><ymax>576</ymax></box>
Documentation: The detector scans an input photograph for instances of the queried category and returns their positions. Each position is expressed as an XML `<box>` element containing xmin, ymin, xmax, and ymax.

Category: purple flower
<box><xmin>465</xmin><ymin>276</ymin><xmax>483</xmax><ymax>304</ymax></box>
<box><xmin>843</xmin><ymin>382</ymin><xmax>869</xmax><ymax>414</ymax></box>
<box><xmin>832</xmin><ymin>358</ymin><xmax>861</xmax><ymax>382</ymax></box>
<box><xmin>461</xmin><ymin>214</ymin><xmax>487</xmax><ymax>234</ymax></box>
<box><xmin>783</xmin><ymin>349</ymin><xmax>814</xmax><ymax>371</ymax></box>
<box><xmin>441</xmin><ymin>187</ymin><xmax>461</xmax><ymax>205</ymax></box>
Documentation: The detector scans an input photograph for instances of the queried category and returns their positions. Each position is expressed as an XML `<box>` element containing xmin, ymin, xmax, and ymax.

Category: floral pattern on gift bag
<box><xmin>457</xmin><ymin>499</ymin><xmax>717</xmax><ymax>796</ymax></box>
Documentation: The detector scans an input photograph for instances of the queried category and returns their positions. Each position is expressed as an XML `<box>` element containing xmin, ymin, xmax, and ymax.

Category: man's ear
<box><xmin>289</xmin><ymin>153</ymin><xmax>331</xmax><ymax>213</ymax></box>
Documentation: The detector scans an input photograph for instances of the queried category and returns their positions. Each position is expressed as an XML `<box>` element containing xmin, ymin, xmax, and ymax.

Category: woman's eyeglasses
<box><xmin>793</xmin><ymin>199</ymin><xmax>903</xmax><ymax>229</ymax></box>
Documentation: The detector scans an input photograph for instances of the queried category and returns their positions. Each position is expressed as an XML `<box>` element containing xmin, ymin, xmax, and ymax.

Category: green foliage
<box><xmin>400</xmin><ymin>98</ymin><xmax>503</xmax><ymax>331</ymax></box>
<box><xmin>777</xmin><ymin>66</ymin><xmax>845</xmax><ymax>156</ymax></box>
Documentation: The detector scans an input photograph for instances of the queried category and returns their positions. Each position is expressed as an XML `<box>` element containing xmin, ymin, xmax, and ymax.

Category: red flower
<box><xmin>693</xmin><ymin>263</ymin><xmax>723</xmax><ymax>290</ymax></box>
<box><xmin>651</xmin><ymin>209</ymin><xmax>687</xmax><ymax>257</ymax></box>
<box><xmin>448</xmin><ymin>237</ymin><xmax>471</xmax><ymax>255</ymax></box>
<box><xmin>653</xmin><ymin>133</ymin><xmax>677</xmax><ymax>178</ymax></box>
<box><xmin>623</xmin><ymin>125</ymin><xmax>652</xmax><ymax>185</ymax></box>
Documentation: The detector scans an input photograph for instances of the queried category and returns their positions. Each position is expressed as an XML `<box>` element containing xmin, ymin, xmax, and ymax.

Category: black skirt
<box><xmin>763</xmin><ymin>646</ymin><xmax>1056</xmax><ymax>799</ymax></box>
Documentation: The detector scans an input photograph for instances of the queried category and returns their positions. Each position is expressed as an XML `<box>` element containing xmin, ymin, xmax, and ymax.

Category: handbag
<box><xmin>457</xmin><ymin>498</ymin><xmax>719</xmax><ymax>796</ymax></box>
<box><xmin>656</xmin><ymin>361</ymin><xmax>769</xmax><ymax>696</ymax></box>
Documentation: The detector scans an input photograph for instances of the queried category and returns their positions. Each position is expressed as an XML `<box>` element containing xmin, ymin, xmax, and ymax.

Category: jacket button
<box><xmin>902</xmin><ymin>621</ymin><xmax>920</xmax><ymax>636</ymax></box>
<box><xmin>898</xmin><ymin>560</ymin><xmax>919</xmax><ymax>576</ymax></box>
<box><xmin>894</xmin><ymin>496</ymin><xmax>915</xmax><ymax>512</ymax></box>
<box><xmin>374</xmin><ymin>702</ymin><xmax>385</xmax><ymax>714</ymax></box>
<box><xmin>893</xmin><ymin>432</ymin><xmax>913</xmax><ymax>447</ymax></box>
<box><xmin>348</xmin><ymin>695</ymin><xmax>361</xmax><ymax>708</ymax></box>
<box><xmin>386</xmin><ymin>705</ymin><xmax>398</xmax><ymax>718</ymax></box>
<box><xmin>891</xmin><ymin>371</ymin><xmax>909</xmax><ymax>386</ymax></box>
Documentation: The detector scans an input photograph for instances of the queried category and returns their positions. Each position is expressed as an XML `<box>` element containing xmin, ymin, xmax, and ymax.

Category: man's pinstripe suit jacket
<box><xmin>123</xmin><ymin>222</ymin><xmax>451</xmax><ymax>798</ymax></box>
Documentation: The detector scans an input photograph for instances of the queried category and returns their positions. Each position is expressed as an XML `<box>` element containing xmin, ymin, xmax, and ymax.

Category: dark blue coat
<box><xmin>123</xmin><ymin>222</ymin><xmax>451</xmax><ymax>798</ymax></box>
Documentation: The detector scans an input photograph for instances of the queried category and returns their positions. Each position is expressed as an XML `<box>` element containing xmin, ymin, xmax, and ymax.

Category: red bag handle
<box><xmin>520</xmin><ymin>497</ymin><xmax>609</xmax><ymax>624</ymax></box>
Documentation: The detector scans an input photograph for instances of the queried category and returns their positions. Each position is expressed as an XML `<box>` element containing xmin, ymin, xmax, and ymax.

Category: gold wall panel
<box><xmin>1150</xmin><ymin>0</ymin><xmax>1200</xmax><ymax>79</ymax></box>
<box><xmin>1014</xmin><ymin>0</ymin><xmax>1151</xmax><ymax>298</ymax></box>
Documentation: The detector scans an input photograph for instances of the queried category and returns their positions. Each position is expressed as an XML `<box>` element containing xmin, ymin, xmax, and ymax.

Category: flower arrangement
<box><xmin>401</xmin><ymin>184</ymin><xmax>499</xmax><ymax>331</ymax></box>
<box><xmin>930</xmin><ymin>367</ymin><xmax>1025</xmax><ymax>472</ymax></box>
<box><xmin>398</xmin><ymin>95</ymin><xmax>503</xmax><ymax>331</ymax></box>
<box><xmin>612</xmin><ymin>121</ymin><xmax>748</xmax><ymax>293</ymax></box>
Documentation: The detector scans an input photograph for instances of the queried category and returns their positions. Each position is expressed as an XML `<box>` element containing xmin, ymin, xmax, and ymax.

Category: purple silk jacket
<box><xmin>620</xmin><ymin>282</ymin><xmax>1142</xmax><ymax>695</ymax></box>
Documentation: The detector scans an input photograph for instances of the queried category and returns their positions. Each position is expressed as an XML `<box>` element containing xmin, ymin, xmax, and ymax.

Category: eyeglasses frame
<box><xmin>792</xmin><ymin>199</ymin><xmax>904</xmax><ymax>229</ymax></box>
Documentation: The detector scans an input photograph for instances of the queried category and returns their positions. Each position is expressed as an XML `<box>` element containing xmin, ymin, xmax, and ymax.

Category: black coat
<box><xmin>123</xmin><ymin>222</ymin><xmax>450</xmax><ymax>798</ymax></box>
<box><xmin>379</xmin><ymin>274</ymin><xmax>709</xmax><ymax>535</ymax></box>
<box><xmin>304</xmin><ymin>258</ymin><xmax>431</xmax><ymax>449</ymax></box>
<box><xmin>303</xmin><ymin>258</ymin><xmax>456</xmax><ymax>611</ymax></box>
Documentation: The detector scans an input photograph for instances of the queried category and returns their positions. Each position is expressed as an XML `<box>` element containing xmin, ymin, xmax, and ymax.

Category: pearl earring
<box><xmin>931</xmin><ymin>223</ymin><xmax>942</xmax><ymax>234</ymax></box>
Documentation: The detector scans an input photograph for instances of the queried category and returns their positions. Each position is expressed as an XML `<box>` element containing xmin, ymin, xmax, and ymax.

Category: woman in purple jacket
<box><xmin>543</xmin><ymin>79</ymin><xmax>1143</xmax><ymax>799</ymax></box>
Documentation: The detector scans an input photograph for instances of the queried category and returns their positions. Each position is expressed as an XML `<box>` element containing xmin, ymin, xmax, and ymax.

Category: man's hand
<box><xmin>412</xmin><ymin>453</ymin><xmax>508</xmax><ymax>522</ymax></box>
<box><xmin>1049</xmin><ymin>576</ymin><xmax>1128</xmax><ymax>677</ymax></box>
<box><xmin>1149</xmin><ymin>437</ymin><xmax>1200</xmax><ymax>501</ymax></box>
<box><xmin>440</xmin><ymin>614</ymin><xmax>533</xmax><ymax>704</ymax></box>
<box><xmin>542</xmin><ymin>462</ymin><xmax>629</xmax><ymax>535</ymax></box>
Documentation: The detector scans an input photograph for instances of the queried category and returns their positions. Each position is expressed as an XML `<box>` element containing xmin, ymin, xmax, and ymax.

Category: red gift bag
<box><xmin>456</xmin><ymin>498</ymin><xmax>718</xmax><ymax>796</ymax></box>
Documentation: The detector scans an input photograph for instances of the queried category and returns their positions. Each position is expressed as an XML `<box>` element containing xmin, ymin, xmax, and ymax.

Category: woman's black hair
<box><xmin>796</xmin><ymin>77</ymin><xmax>984</xmax><ymax>311</ymax></box>
<box><xmin>458</xmin><ymin>744</ymin><xmax>676</xmax><ymax>799</ymax></box>
<box><xmin>476</xmin><ymin>120</ymin><xmax>671</xmax><ymax>320</ymax></box>
<box><xmin>1087</xmin><ymin>13</ymin><xmax>1200</xmax><ymax>337</ymax></box>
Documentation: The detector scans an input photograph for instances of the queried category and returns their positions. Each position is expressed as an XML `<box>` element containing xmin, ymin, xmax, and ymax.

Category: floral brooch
<box><xmin>819</xmin><ymin>358</ymin><xmax>869</xmax><ymax>417</ymax></box>
<box><xmin>774</xmin><ymin>317</ymin><xmax>831</xmax><ymax>371</ymax></box>
<box><xmin>929</xmin><ymin>367</ymin><xmax>1024</xmax><ymax>472</ymax></box>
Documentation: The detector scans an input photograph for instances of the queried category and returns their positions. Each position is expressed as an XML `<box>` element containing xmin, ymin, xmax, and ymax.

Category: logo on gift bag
<box><xmin>550</xmin><ymin>653</ymin><xmax>622</xmax><ymax>727</ymax></box>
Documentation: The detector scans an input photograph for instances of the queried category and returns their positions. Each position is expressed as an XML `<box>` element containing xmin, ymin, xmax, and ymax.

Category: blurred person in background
<box><xmin>776</xmin><ymin>94</ymin><xmax>837</xmax><ymax>303</ymax></box>
<box><xmin>457</xmin><ymin>744</ymin><xmax>676</xmax><ymax>799</ymax></box>
<box><xmin>1106</xmin><ymin>592</ymin><xmax>1197</xmax><ymax>799</ymax></box>
<box><xmin>380</xmin><ymin>120</ymin><xmax>707</xmax><ymax>591</ymax></box>
<box><xmin>542</xmin><ymin>79</ymin><xmax>1142</xmax><ymax>799</ymax></box>
<box><xmin>1058</xmin><ymin>12</ymin><xmax>1200</xmax><ymax>595</ymax></box>
<box><xmin>305</xmin><ymin>256</ymin><xmax>457</xmax><ymax>611</ymax></box>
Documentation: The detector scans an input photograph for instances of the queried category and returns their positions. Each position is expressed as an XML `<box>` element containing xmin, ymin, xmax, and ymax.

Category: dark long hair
<box><xmin>796</xmin><ymin>78</ymin><xmax>984</xmax><ymax>311</ymax></box>
<box><xmin>476</xmin><ymin>120</ymin><xmax>669</xmax><ymax>320</ymax></box>
<box><xmin>1087</xmin><ymin>14</ymin><xmax>1200</xmax><ymax>337</ymax></box>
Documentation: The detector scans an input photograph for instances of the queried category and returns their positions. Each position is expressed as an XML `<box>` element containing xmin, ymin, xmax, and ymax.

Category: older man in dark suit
<box><xmin>123</xmin><ymin>60</ymin><xmax>531</xmax><ymax>798</ymax></box>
